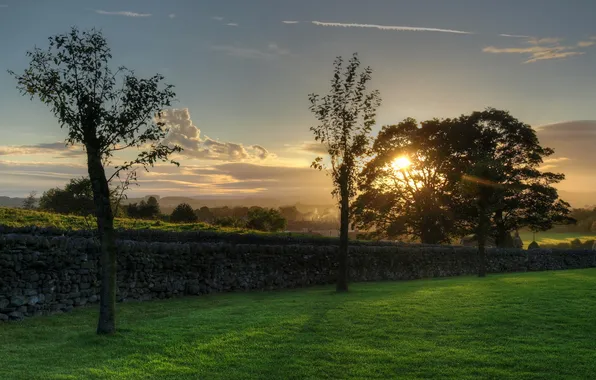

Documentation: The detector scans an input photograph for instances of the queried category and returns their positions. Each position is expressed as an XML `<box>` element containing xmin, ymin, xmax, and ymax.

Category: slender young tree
<box><xmin>9</xmin><ymin>27</ymin><xmax>181</xmax><ymax>334</ymax></box>
<box><xmin>309</xmin><ymin>53</ymin><xmax>381</xmax><ymax>292</ymax></box>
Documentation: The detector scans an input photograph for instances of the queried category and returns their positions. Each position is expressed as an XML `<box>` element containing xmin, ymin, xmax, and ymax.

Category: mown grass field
<box><xmin>519</xmin><ymin>231</ymin><xmax>596</xmax><ymax>248</ymax></box>
<box><xmin>1</xmin><ymin>269</ymin><xmax>595</xmax><ymax>379</ymax></box>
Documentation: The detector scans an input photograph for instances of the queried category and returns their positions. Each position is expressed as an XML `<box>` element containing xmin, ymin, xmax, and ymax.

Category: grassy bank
<box><xmin>1</xmin><ymin>269</ymin><xmax>595</xmax><ymax>379</ymax></box>
<box><xmin>0</xmin><ymin>207</ymin><xmax>252</xmax><ymax>233</ymax></box>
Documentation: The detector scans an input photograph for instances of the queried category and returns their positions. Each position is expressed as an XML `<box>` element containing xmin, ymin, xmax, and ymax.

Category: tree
<box><xmin>171</xmin><ymin>203</ymin><xmax>198</xmax><ymax>223</ymax></box>
<box><xmin>309</xmin><ymin>53</ymin><xmax>381</xmax><ymax>292</ymax></box>
<box><xmin>353</xmin><ymin>118</ymin><xmax>462</xmax><ymax>244</ymax></box>
<box><xmin>10</xmin><ymin>27</ymin><xmax>181</xmax><ymax>334</ymax></box>
<box><xmin>246</xmin><ymin>207</ymin><xmax>287</xmax><ymax>232</ymax></box>
<box><xmin>39</xmin><ymin>177</ymin><xmax>95</xmax><ymax>215</ymax></box>
<box><xmin>22</xmin><ymin>191</ymin><xmax>38</xmax><ymax>210</ymax></box>
<box><xmin>279</xmin><ymin>206</ymin><xmax>301</xmax><ymax>222</ymax></box>
<box><xmin>458</xmin><ymin>109</ymin><xmax>574</xmax><ymax>247</ymax></box>
<box><xmin>195</xmin><ymin>206</ymin><xmax>213</xmax><ymax>222</ymax></box>
<box><xmin>126</xmin><ymin>196</ymin><xmax>160</xmax><ymax>219</ymax></box>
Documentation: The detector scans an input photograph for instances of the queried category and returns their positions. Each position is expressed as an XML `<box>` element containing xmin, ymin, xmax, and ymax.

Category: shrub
<box><xmin>528</xmin><ymin>241</ymin><xmax>540</xmax><ymax>250</ymax></box>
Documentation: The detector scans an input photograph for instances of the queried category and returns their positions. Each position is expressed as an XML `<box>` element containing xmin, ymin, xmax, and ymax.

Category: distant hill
<box><xmin>0</xmin><ymin>196</ymin><xmax>25</xmax><ymax>208</ymax></box>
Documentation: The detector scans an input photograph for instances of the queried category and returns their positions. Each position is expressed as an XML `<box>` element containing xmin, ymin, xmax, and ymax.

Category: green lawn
<box><xmin>1</xmin><ymin>270</ymin><xmax>596</xmax><ymax>379</ymax></box>
<box><xmin>519</xmin><ymin>231</ymin><xmax>596</xmax><ymax>248</ymax></box>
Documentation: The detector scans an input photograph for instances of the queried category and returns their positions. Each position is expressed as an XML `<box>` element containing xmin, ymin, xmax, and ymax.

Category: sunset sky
<box><xmin>1</xmin><ymin>0</ymin><xmax>595</xmax><ymax>204</ymax></box>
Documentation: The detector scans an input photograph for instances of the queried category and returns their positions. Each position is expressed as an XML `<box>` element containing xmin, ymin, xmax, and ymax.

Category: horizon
<box><xmin>1</xmin><ymin>0</ymin><xmax>596</xmax><ymax>202</ymax></box>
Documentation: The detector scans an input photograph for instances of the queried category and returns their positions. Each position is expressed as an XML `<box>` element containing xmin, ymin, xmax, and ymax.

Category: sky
<box><xmin>1</xmin><ymin>0</ymin><xmax>595</xmax><ymax>204</ymax></box>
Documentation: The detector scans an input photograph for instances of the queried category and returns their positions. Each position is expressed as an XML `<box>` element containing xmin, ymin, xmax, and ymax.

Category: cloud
<box><xmin>286</xmin><ymin>142</ymin><xmax>328</xmax><ymax>156</ymax></box>
<box><xmin>0</xmin><ymin>142</ymin><xmax>84</xmax><ymax>158</ymax></box>
<box><xmin>283</xmin><ymin>21</ymin><xmax>299</xmax><ymax>24</ymax></box>
<box><xmin>169</xmin><ymin>13</ymin><xmax>176</xmax><ymax>19</ymax></box>
<box><xmin>483</xmin><ymin>36</ymin><xmax>592</xmax><ymax>63</ymax></box>
<box><xmin>159</xmin><ymin>108</ymin><xmax>273</xmax><ymax>161</ymax></box>
<box><xmin>226</xmin><ymin>23</ymin><xmax>239</xmax><ymax>27</ymax></box>
<box><xmin>535</xmin><ymin>120</ymin><xmax>596</xmax><ymax>194</ymax></box>
<box><xmin>94</xmin><ymin>10</ymin><xmax>151</xmax><ymax>17</ymax></box>
<box><xmin>211</xmin><ymin>43</ymin><xmax>290</xmax><ymax>60</ymax></box>
<box><xmin>212</xmin><ymin>16</ymin><xmax>224</xmax><ymax>21</ymax></box>
<box><xmin>311</xmin><ymin>21</ymin><xmax>473</xmax><ymax>34</ymax></box>
<box><xmin>499</xmin><ymin>34</ymin><xmax>531</xmax><ymax>38</ymax></box>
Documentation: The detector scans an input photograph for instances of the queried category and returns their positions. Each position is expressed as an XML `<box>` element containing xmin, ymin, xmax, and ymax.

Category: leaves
<box><xmin>9</xmin><ymin>27</ymin><xmax>182</xmax><ymax>184</ymax></box>
<box><xmin>309</xmin><ymin>53</ymin><xmax>382</xmax><ymax>202</ymax></box>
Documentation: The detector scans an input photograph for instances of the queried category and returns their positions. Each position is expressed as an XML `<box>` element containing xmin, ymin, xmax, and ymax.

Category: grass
<box><xmin>1</xmin><ymin>269</ymin><xmax>596</xmax><ymax>379</ymax></box>
<box><xmin>519</xmin><ymin>231</ymin><xmax>596</xmax><ymax>248</ymax></box>
<box><xmin>0</xmin><ymin>207</ymin><xmax>257</xmax><ymax>234</ymax></box>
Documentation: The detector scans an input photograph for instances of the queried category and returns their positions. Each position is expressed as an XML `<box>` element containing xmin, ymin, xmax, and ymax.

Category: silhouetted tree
<box><xmin>457</xmin><ymin>109</ymin><xmax>574</xmax><ymax>247</ymax></box>
<box><xmin>39</xmin><ymin>178</ymin><xmax>95</xmax><ymax>215</ymax></box>
<box><xmin>309</xmin><ymin>53</ymin><xmax>381</xmax><ymax>292</ymax></box>
<box><xmin>353</xmin><ymin>118</ymin><xmax>462</xmax><ymax>244</ymax></box>
<box><xmin>22</xmin><ymin>191</ymin><xmax>38</xmax><ymax>210</ymax></box>
<box><xmin>127</xmin><ymin>196</ymin><xmax>160</xmax><ymax>219</ymax></box>
<box><xmin>171</xmin><ymin>203</ymin><xmax>198</xmax><ymax>223</ymax></box>
<box><xmin>279</xmin><ymin>206</ymin><xmax>301</xmax><ymax>222</ymax></box>
<box><xmin>10</xmin><ymin>27</ymin><xmax>181</xmax><ymax>334</ymax></box>
<box><xmin>195</xmin><ymin>206</ymin><xmax>213</xmax><ymax>222</ymax></box>
<box><xmin>246</xmin><ymin>207</ymin><xmax>287</xmax><ymax>232</ymax></box>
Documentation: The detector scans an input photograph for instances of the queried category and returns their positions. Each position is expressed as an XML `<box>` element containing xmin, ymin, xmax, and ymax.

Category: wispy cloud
<box><xmin>212</xmin><ymin>16</ymin><xmax>224</xmax><ymax>21</ymax></box>
<box><xmin>212</xmin><ymin>43</ymin><xmax>289</xmax><ymax>60</ymax></box>
<box><xmin>169</xmin><ymin>13</ymin><xmax>176</xmax><ymax>19</ymax></box>
<box><xmin>484</xmin><ymin>36</ymin><xmax>592</xmax><ymax>63</ymax></box>
<box><xmin>95</xmin><ymin>10</ymin><xmax>151</xmax><ymax>17</ymax></box>
<box><xmin>499</xmin><ymin>34</ymin><xmax>531</xmax><ymax>38</ymax></box>
<box><xmin>0</xmin><ymin>142</ymin><xmax>84</xmax><ymax>158</ymax></box>
<box><xmin>311</xmin><ymin>21</ymin><xmax>473</xmax><ymax>34</ymax></box>
<box><xmin>226</xmin><ymin>23</ymin><xmax>239</xmax><ymax>27</ymax></box>
<box><xmin>283</xmin><ymin>21</ymin><xmax>299</xmax><ymax>24</ymax></box>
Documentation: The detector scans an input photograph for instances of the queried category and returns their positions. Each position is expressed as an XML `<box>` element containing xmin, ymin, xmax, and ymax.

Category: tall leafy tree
<box><xmin>353</xmin><ymin>118</ymin><xmax>462</xmax><ymax>244</ymax></box>
<box><xmin>458</xmin><ymin>109</ymin><xmax>574</xmax><ymax>248</ymax></box>
<box><xmin>10</xmin><ymin>27</ymin><xmax>181</xmax><ymax>334</ymax></box>
<box><xmin>309</xmin><ymin>53</ymin><xmax>381</xmax><ymax>292</ymax></box>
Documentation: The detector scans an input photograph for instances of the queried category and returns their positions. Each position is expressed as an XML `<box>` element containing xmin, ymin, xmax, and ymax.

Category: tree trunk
<box><xmin>337</xmin><ymin>182</ymin><xmax>350</xmax><ymax>293</ymax></box>
<box><xmin>494</xmin><ymin>209</ymin><xmax>508</xmax><ymax>248</ymax></box>
<box><xmin>477</xmin><ymin>200</ymin><xmax>488</xmax><ymax>278</ymax></box>
<box><xmin>87</xmin><ymin>150</ymin><xmax>117</xmax><ymax>335</ymax></box>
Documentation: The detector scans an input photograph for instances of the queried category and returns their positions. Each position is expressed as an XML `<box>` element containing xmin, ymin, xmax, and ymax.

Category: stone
<box><xmin>0</xmin><ymin>313</ymin><xmax>8</xmax><ymax>321</ymax></box>
<box><xmin>89</xmin><ymin>295</ymin><xmax>98</xmax><ymax>303</ymax></box>
<box><xmin>0</xmin><ymin>299</ymin><xmax>9</xmax><ymax>309</ymax></box>
<box><xmin>8</xmin><ymin>311</ymin><xmax>23</xmax><ymax>320</ymax></box>
<box><xmin>27</xmin><ymin>296</ymin><xmax>39</xmax><ymax>306</ymax></box>
<box><xmin>24</xmin><ymin>289</ymin><xmax>37</xmax><ymax>296</ymax></box>
<box><xmin>10</xmin><ymin>296</ymin><xmax>26</xmax><ymax>307</ymax></box>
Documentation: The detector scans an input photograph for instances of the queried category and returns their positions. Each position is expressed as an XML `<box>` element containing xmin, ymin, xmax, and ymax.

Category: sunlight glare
<box><xmin>392</xmin><ymin>156</ymin><xmax>411</xmax><ymax>171</ymax></box>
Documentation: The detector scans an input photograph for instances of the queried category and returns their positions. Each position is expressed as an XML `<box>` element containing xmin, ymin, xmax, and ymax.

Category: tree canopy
<box><xmin>353</xmin><ymin>108</ymin><xmax>573</xmax><ymax>247</ymax></box>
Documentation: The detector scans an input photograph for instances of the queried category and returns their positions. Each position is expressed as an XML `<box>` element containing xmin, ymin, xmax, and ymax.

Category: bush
<box><xmin>170</xmin><ymin>203</ymin><xmax>198</xmax><ymax>223</ymax></box>
<box><xmin>213</xmin><ymin>216</ymin><xmax>246</xmax><ymax>228</ymax></box>
<box><xmin>528</xmin><ymin>241</ymin><xmax>540</xmax><ymax>250</ymax></box>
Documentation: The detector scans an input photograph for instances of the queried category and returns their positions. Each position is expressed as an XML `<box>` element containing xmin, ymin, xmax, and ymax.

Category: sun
<box><xmin>392</xmin><ymin>156</ymin><xmax>411</xmax><ymax>171</ymax></box>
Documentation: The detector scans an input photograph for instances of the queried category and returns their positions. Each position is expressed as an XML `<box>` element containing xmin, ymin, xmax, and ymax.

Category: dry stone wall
<box><xmin>1</xmin><ymin>232</ymin><xmax>595</xmax><ymax>322</ymax></box>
